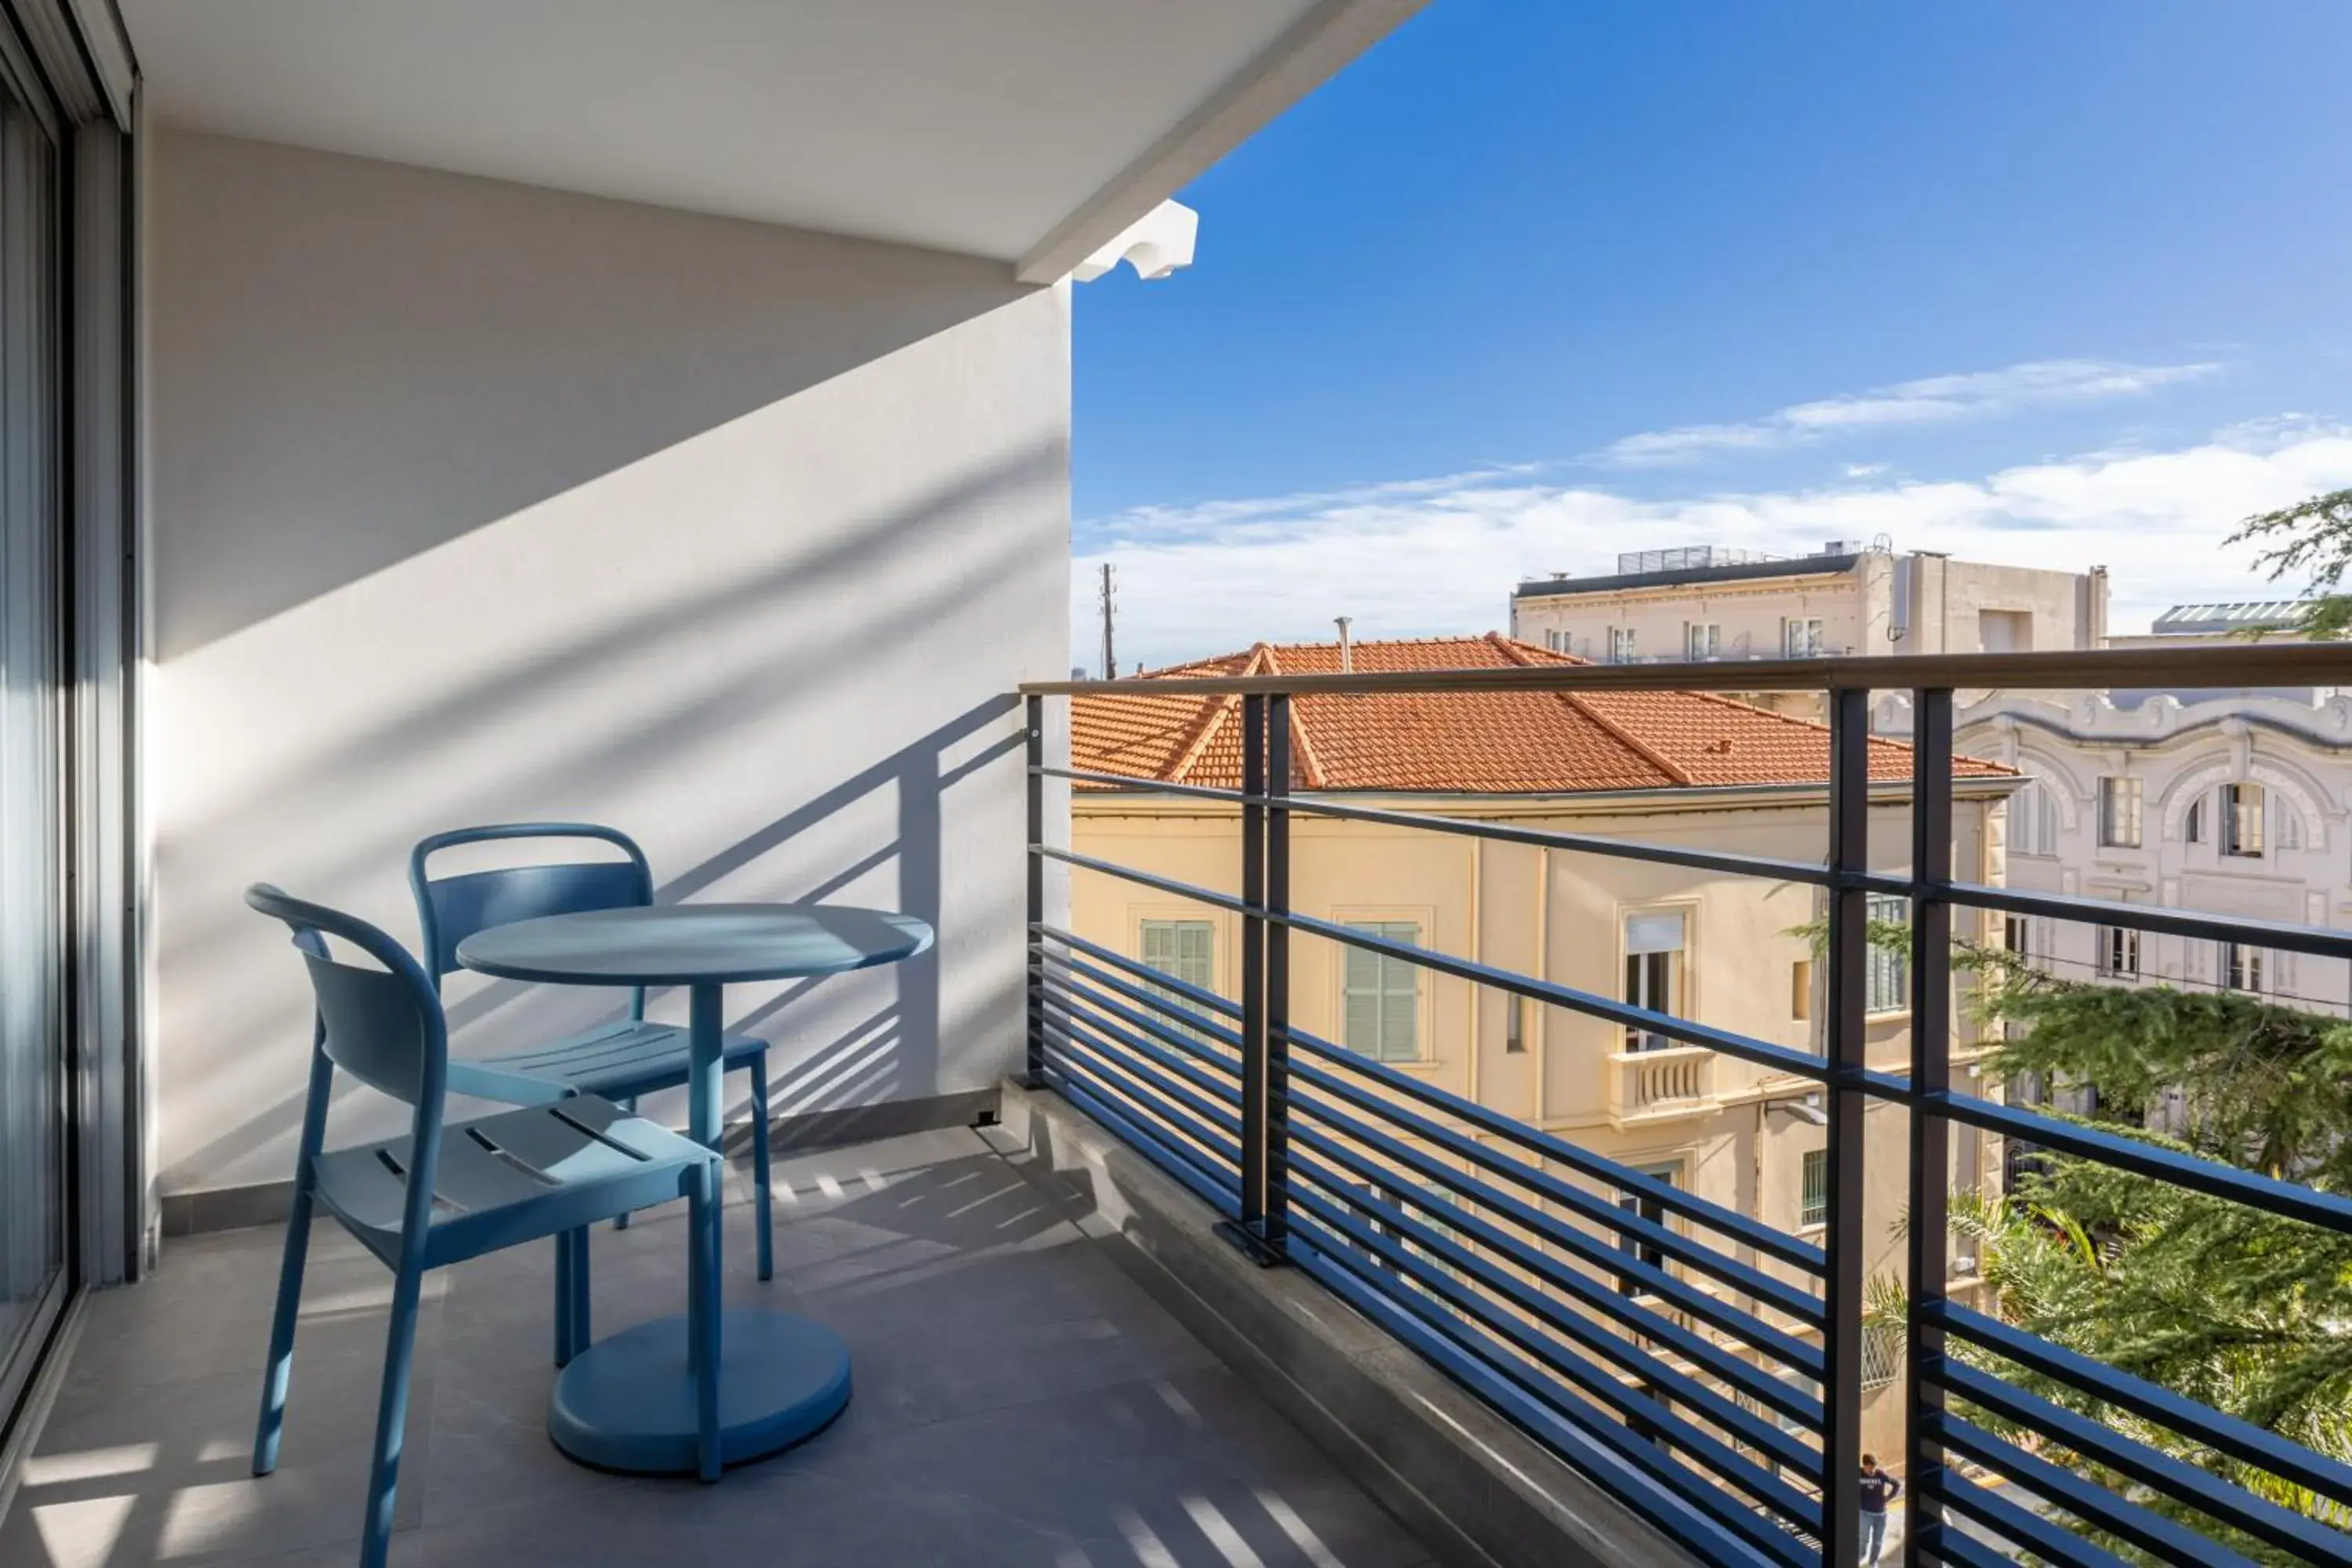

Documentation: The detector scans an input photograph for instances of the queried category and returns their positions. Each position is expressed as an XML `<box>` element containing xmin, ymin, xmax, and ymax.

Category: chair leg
<box><xmin>252</xmin><ymin>1174</ymin><xmax>318</xmax><ymax>1475</ymax></box>
<box><xmin>553</xmin><ymin>1233</ymin><xmax>572</xmax><ymax>1369</ymax></box>
<box><xmin>569</xmin><ymin>1228</ymin><xmax>592</xmax><ymax>1356</ymax></box>
<box><xmin>689</xmin><ymin>1157</ymin><xmax>723</xmax><ymax>1482</ymax></box>
<box><xmin>750</xmin><ymin>1054</ymin><xmax>775</xmax><ymax>1283</ymax></box>
<box><xmin>358</xmin><ymin>1260</ymin><xmax>426</xmax><ymax>1568</ymax></box>
<box><xmin>614</xmin><ymin>1098</ymin><xmax>637</xmax><ymax>1230</ymax></box>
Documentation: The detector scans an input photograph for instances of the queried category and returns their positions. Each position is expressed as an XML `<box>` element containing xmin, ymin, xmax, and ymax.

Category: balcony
<box><xmin>1606</xmin><ymin>1046</ymin><xmax>1720</xmax><ymax>1127</ymax></box>
<box><xmin>1024</xmin><ymin>644</ymin><xmax>2352</xmax><ymax>1568</ymax></box>
<box><xmin>10</xmin><ymin>648</ymin><xmax>2352</xmax><ymax>1568</ymax></box>
<box><xmin>2</xmin><ymin>8</ymin><xmax>2348</xmax><ymax>1564</ymax></box>
<box><xmin>0</xmin><ymin>1127</ymin><xmax>1435</xmax><ymax>1568</ymax></box>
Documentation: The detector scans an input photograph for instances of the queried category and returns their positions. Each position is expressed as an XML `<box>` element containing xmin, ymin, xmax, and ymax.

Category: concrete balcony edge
<box><xmin>988</xmin><ymin>1076</ymin><xmax>1707</xmax><ymax>1568</ymax></box>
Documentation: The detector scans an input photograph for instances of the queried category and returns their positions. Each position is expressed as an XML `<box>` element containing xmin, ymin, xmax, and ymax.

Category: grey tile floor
<box><xmin>1</xmin><ymin>1126</ymin><xmax>1436</xmax><ymax>1568</ymax></box>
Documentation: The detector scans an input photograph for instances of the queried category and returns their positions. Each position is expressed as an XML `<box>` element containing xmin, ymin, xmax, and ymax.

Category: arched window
<box><xmin>2009</xmin><ymin>779</ymin><xmax>2059</xmax><ymax>858</ymax></box>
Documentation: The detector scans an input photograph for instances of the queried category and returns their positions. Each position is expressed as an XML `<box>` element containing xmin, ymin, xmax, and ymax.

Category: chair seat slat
<box><xmin>478</xmin><ymin>1021</ymin><xmax>765</xmax><ymax>1095</ymax></box>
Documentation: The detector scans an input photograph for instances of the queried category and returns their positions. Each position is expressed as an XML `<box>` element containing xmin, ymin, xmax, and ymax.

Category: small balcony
<box><xmin>1027</xmin><ymin>645</ymin><xmax>2352</xmax><ymax>1568</ymax></box>
<box><xmin>1</xmin><ymin>1127</ymin><xmax>1435</xmax><ymax>1568</ymax></box>
<box><xmin>2</xmin><ymin>8</ymin><xmax>2347</xmax><ymax>1564</ymax></box>
<box><xmin>1606</xmin><ymin>1046</ymin><xmax>1720</xmax><ymax>1127</ymax></box>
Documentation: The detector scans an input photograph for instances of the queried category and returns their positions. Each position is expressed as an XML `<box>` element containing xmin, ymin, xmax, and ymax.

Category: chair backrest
<box><xmin>247</xmin><ymin>883</ymin><xmax>449</xmax><ymax>1112</ymax></box>
<box><xmin>408</xmin><ymin>823</ymin><xmax>655</xmax><ymax>1007</ymax></box>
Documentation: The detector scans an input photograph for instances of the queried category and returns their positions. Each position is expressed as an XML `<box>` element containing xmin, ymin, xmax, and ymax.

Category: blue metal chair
<box><xmin>246</xmin><ymin>884</ymin><xmax>724</xmax><ymax>1568</ymax></box>
<box><xmin>407</xmin><ymin>823</ymin><xmax>777</xmax><ymax>1356</ymax></box>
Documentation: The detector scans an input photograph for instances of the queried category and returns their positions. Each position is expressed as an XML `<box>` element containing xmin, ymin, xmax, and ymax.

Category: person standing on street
<box><xmin>1859</xmin><ymin>1454</ymin><xmax>1902</xmax><ymax>1565</ymax></box>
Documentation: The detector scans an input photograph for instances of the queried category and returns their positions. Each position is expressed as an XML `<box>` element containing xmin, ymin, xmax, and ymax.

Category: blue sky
<box><xmin>1070</xmin><ymin>2</ymin><xmax>2352</xmax><ymax>670</ymax></box>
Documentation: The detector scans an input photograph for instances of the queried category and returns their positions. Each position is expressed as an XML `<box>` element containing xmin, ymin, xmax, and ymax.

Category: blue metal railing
<box><xmin>1021</xmin><ymin>647</ymin><xmax>2352</xmax><ymax>1568</ymax></box>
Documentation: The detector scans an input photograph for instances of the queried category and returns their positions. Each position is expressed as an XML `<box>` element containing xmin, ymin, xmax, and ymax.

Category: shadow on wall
<box><xmin>170</xmin><ymin>697</ymin><xmax>1023</xmax><ymax>1195</ymax></box>
<box><xmin>150</xmin><ymin>129</ymin><xmax>1041</xmax><ymax>660</ymax></box>
<box><xmin>147</xmin><ymin>130</ymin><xmax>1069</xmax><ymax>1193</ymax></box>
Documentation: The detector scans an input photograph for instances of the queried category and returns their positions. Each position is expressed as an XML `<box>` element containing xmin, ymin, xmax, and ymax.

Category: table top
<box><xmin>456</xmin><ymin>903</ymin><xmax>934</xmax><ymax>988</ymax></box>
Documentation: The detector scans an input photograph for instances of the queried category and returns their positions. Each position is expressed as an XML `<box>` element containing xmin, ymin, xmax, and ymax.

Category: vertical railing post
<box><xmin>1262</xmin><ymin>692</ymin><xmax>1292</xmax><ymax>1257</ymax></box>
<box><xmin>1824</xmin><ymin>684</ymin><xmax>1869</xmax><ymax>1568</ymax></box>
<box><xmin>1025</xmin><ymin>692</ymin><xmax>1046</xmax><ymax>1089</ymax></box>
<box><xmin>1232</xmin><ymin>693</ymin><xmax>1272</xmax><ymax>1257</ymax></box>
<box><xmin>1904</xmin><ymin>688</ymin><xmax>1955</xmax><ymax>1565</ymax></box>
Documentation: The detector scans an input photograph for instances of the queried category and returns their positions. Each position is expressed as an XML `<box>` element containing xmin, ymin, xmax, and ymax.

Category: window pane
<box><xmin>1800</xmin><ymin>1149</ymin><xmax>1828</xmax><ymax>1227</ymax></box>
<box><xmin>2098</xmin><ymin>776</ymin><xmax>2143</xmax><ymax>848</ymax></box>
<box><xmin>2223</xmin><ymin>783</ymin><xmax>2265</xmax><ymax>856</ymax></box>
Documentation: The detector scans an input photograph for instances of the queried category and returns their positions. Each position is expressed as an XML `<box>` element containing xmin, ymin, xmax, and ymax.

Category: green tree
<box><xmin>2227</xmin><ymin>488</ymin><xmax>2352</xmax><ymax>641</ymax></box>
<box><xmin>1938</xmin><ymin>956</ymin><xmax>2352</xmax><ymax>1560</ymax></box>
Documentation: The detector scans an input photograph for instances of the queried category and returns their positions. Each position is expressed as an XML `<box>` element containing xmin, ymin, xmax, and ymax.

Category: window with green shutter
<box><xmin>1800</xmin><ymin>1148</ymin><xmax>1828</xmax><ymax>1229</ymax></box>
<box><xmin>1139</xmin><ymin>920</ymin><xmax>1215</xmax><ymax>1036</ymax></box>
<box><xmin>1865</xmin><ymin>893</ymin><xmax>1909</xmax><ymax>1014</ymax></box>
<box><xmin>1343</xmin><ymin>921</ymin><xmax>1422</xmax><ymax>1062</ymax></box>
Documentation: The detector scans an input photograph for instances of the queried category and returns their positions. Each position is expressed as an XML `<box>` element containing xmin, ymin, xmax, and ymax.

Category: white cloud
<box><xmin>1598</xmin><ymin>358</ymin><xmax>2222</xmax><ymax>466</ymax></box>
<box><xmin>1074</xmin><ymin>422</ymin><xmax>2352</xmax><ymax>671</ymax></box>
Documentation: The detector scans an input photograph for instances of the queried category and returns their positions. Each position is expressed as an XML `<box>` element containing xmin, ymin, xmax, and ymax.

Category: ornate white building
<box><xmin>1878</xmin><ymin>667</ymin><xmax>2352</xmax><ymax>1016</ymax></box>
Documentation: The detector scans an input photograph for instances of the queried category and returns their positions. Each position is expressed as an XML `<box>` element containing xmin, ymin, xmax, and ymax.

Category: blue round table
<box><xmin>457</xmin><ymin>903</ymin><xmax>934</xmax><ymax>1476</ymax></box>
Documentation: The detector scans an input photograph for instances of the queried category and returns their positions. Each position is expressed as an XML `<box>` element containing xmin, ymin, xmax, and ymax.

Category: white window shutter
<box><xmin>1625</xmin><ymin>911</ymin><xmax>1686</xmax><ymax>955</ymax></box>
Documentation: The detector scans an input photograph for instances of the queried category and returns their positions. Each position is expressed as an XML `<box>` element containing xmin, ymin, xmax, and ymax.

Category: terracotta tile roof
<box><xmin>1069</xmin><ymin>633</ymin><xmax>2012</xmax><ymax>793</ymax></box>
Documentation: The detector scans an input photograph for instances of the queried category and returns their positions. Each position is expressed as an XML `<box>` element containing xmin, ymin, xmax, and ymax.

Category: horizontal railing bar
<box><xmin>1040</xmin><ymin>1066</ymin><xmax>1239</xmax><ymax>1216</ymax></box>
<box><xmin>1885</xmin><ymin>877</ymin><xmax>2352</xmax><ymax>962</ymax></box>
<box><xmin>1037</xmin><ymin>1025</ymin><xmax>1243</xmax><ymax>1168</ymax></box>
<box><xmin>1282</xmin><ymin>910</ymin><xmax>1831</xmax><ymax>1083</ymax></box>
<box><xmin>1921</xmin><ymin>1529</ymin><xmax>2033</xmax><ymax>1568</ymax></box>
<box><xmin>1929</xmin><ymin>1409</ymin><xmax>2264</xmax><ymax>1568</ymax></box>
<box><xmin>1284</xmin><ymin>1070</ymin><xmax>1827</xmax><ymax>1363</ymax></box>
<box><xmin>1934</xmin><ymin>1301</ymin><xmax>2352</xmax><ymax>1510</ymax></box>
<box><xmin>1020</xmin><ymin>644</ymin><xmax>2352</xmax><ymax>698</ymax></box>
<box><xmin>1283</xmin><ymin>1169</ymin><xmax>1825</xmax><ymax>1527</ymax></box>
<box><xmin>1038</xmin><ymin>956</ymin><xmax>1243</xmax><ymax>1066</ymax></box>
<box><xmin>1931</xmin><ymin>1092</ymin><xmax>2352</xmax><ymax>1235</ymax></box>
<box><xmin>1035</xmin><ymin>922</ymin><xmax>1246</xmax><ymax>1021</ymax></box>
<box><xmin>1037</xmin><ymin>990</ymin><xmax>1242</xmax><ymax>1119</ymax></box>
<box><xmin>1287</xmin><ymin>1025</ymin><xmax>1828</xmax><ymax>1274</ymax></box>
<box><xmin>1139</xmin><ymin>788</ymin><xmax>1839</xmax><ymax>887</ymax></box>
<box><xmin>1284</xmin><ymin>1212</ymin><xmax>1819</xmax><ymax>1568</ymax></box>
<box><xmin>1286</xmin><ymin>1146</ymin><xmax>1824</xmax><ymax>1483</ymax></box>
<box><xmin>1283</xmin><ymin>1111</ymin><xmax>1824</xmax><ymax>1428</ymax></box>
<box><xmin>1937</xmin><ymin>1359</ymin><xmax>2352</xmax><ymax>1563</ymax></box>
<box><xmin>1035</xmin><ymin>764</ymin><xmax>1256</xmax><ymax>804</ymax></box>
<box><xmin>1037</xmin><ymin>1015</ymin><xmax>1243</xmax><ymax>1146</ymax></box>
<box><xmin>1036</xmin><ymin>1039</ymin><xmax>1242</xmax><ymax>1185</ymax></box>
<box><xmin>1933</xmin><ymin>1467</ymin><xmax>2135</xmax><ymax>1568</ymax></box>
<box><xmin>1032</xmin><ymin>845</ymin><xmax>1250</xmax><ymax>916</ymax></box>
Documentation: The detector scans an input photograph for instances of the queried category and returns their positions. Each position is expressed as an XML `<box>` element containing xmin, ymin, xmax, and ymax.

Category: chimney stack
<box><xmin>1335</xmin><ymin>616</ymin><xmax>1354</xmax><ymax>673</ymax></box>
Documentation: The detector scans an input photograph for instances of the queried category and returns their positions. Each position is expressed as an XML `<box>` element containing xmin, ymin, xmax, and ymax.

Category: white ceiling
<box><xmin>119</xmin><ymin>0</ymin><xmax>1405</xmax><ymax>270</ymax></box>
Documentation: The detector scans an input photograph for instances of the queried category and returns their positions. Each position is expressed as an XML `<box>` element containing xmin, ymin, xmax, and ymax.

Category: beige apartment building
<box><xmin>1508</xmin><ymin>543</ymin><xmax>2110</xmax><ymax>719</ymax></box>
<box><xmin>1066</xmin><ymin>633</ymin><xmax>2020</xmax><ymax>1453</ymax></box>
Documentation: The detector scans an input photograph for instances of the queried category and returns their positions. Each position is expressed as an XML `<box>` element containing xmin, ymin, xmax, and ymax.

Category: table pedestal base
<box><xmin>548</xmin><ymin>1308</ymin><xmax>851</xmax><ymax>1475</ymax></box>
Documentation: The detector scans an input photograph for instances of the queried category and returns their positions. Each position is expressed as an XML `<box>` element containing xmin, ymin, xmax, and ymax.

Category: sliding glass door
<box><xmin>0</xmin><ymin>78</ymin><xmax>64</xmax><ymax>1421</ymax></box>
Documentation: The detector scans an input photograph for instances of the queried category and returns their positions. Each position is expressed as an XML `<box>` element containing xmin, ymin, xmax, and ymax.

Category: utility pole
<box><xmin>1099</xmin><ymin>562</ymin><xmax>1116</xmax><ymax>680</ymax></box>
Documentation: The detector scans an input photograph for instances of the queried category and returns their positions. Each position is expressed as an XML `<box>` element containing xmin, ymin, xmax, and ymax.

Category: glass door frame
<box><xmin>0</xmin><ymin>0</ymin><xmax>140</xmax><ymax>1504</ymax></box>
<box><xmin>0</xmin><ymin>50</ymin><xmax>72</xmax><ymax>1453</ymax></box>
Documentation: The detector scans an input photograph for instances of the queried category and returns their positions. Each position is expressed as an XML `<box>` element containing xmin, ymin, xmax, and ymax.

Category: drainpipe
<box><xmin>1335</xmin><ymin>616</ymin><xmax>1353</xmax><ymax>672</ymax></box>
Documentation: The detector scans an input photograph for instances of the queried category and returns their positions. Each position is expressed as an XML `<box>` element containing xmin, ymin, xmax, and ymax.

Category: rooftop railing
<box><xmin>1018</xmin><ymin>644</ymin><xmax>2352</xmax><ymax>1568</ymax></box>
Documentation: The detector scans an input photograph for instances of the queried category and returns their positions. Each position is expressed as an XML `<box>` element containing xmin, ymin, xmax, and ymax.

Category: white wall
<box><xmin>145</xmin><ymin>131</ymin><xmax>1069</xmax><ymax>1193</ymax></box>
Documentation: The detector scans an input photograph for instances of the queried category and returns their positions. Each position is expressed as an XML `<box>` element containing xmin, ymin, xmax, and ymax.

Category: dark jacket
<box><xmin>1859</xmin><ymin>1471</ymin><xmax>1902</xmax><ymax>1514</ymax></box>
